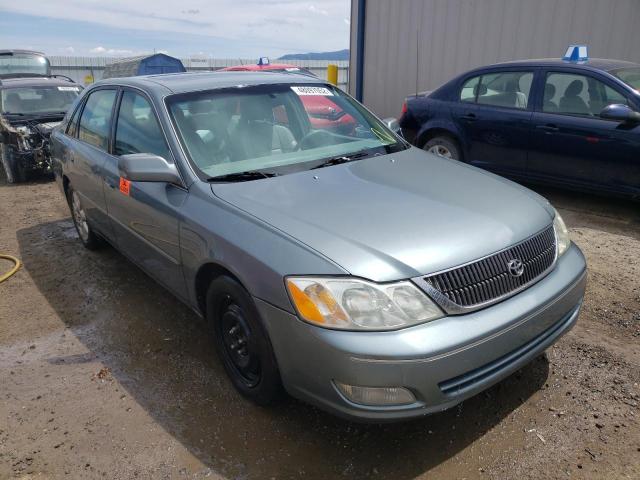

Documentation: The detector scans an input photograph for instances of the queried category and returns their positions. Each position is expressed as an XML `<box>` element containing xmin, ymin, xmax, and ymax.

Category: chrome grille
<box><xmin>418</xmin><ymin>226</ymin><xmax>556</xmax><ymax>313</ymax></box>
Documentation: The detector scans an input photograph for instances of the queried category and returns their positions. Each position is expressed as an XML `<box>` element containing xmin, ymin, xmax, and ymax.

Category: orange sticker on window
<box><xmin>119</xmin><ymin>177</ymin><xmax>131</xmax><ymax>196</ymax></box>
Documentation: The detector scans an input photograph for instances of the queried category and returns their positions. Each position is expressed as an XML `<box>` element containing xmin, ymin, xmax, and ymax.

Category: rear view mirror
<box><xmin>118</xmin><ymin>153</ymin><xmax>182</xmax><ymax>185</ymax></box>
<box><xmin>600</xmin><ymin>104</ymin><xmax>640</xmax><ymax>123</ymax></box>
<box><xmin>383</xmin><ymin>117</ymin><xmax>402</xmax><ymax>135</ymax></box>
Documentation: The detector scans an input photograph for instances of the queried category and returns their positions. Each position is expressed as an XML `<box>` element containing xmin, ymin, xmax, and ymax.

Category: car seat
<box><xmin>543</xmin><ymin>83</ymin><xmax>558</xmax><ymax>112</ymax></box>
<box><xmin>3</xmin><ymin>92</ymin><xmax>22</xmax><ymax>113</ymax></box>
<box><xmin>230</xmin><ymin>97</ymin><xmax>296</xmax><ymax>160</ymax></box>
<box><xmin>559</xmin><ymin>80</ymin><xmax>590</xmax><ymax>115</ymax></box>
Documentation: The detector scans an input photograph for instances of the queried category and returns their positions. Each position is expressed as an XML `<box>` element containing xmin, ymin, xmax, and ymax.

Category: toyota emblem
<box><xmin>507</xmin><ymin>259</ymin><xmax>524</xmax><ymax>277</ymax></box>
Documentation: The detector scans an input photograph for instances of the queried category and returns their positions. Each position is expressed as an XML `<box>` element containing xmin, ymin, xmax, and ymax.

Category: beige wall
<box><xmin>351</xmin><ymin>0</ymin><xmax>640</xmax><ymax>118</ymax></box>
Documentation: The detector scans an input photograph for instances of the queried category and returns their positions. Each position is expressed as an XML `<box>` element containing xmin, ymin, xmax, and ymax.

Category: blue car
<box><xmin>399</xmin><ymin>58</ymin><xmax>640</xmax><ymax>199</ymax></box>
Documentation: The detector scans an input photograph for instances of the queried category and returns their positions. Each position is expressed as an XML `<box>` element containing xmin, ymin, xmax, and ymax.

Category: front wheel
<box><xmin>206</xmin><ymin>276</ymin><xmax>282</xmax><ymax>405</ymax></box>
<box><xmin>0</xmin><ymin>144</ymin><xmax>26</xmax><ymax>184</ymax></box>
<box><xmin>423</xmin><ymin>136</ymin><xmax>461</xmax><ymax>161</ymax></box>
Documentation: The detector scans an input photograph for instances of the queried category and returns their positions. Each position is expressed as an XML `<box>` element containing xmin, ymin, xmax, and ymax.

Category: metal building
<box><xmin>102</xmin><ymin>53</ymin><xmax>186</xmax><ymax>79</ymax></box>
<box><xmin>349</xmin><ymin>0</ymin><xmax>640</xmax><ymax>118</ymax></box>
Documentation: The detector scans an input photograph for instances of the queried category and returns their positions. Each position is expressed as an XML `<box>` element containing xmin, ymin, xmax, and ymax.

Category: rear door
<box><xmin>102</xmin><ymin>88</ymin><xmax>188</xmax><ymax>299</ymax></box>
<box><xmin>450</xmin><ymin>69</ymin><xmax>536</xmax><ymax>177</ymax></box>
<box><xmin>528</xmin><ymin>69</ymin><xmax>640</xmax><ymax>194</ymax></box>
<box><xmin>65</xmin><ymin>88</ymin><xmax>118</xmax><ymax>239</ymax></box>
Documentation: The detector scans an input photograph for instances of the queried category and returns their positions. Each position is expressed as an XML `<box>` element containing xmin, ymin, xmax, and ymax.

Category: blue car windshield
<box><xmin>166</xmin><ymin>83</ymin><xmax>406</xmax><ymax>179</ymax></box>
<box><xmin>611</xmin><ymin>67</ymin><xmax>640</xmax><ymax>91</ymax></box>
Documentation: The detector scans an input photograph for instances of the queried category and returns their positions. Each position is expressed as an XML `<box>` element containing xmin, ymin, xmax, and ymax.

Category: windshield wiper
<box><xmin>311</xmin><ymin>151</ymin><xmax>372</xmax><ymax>170</ymax></box>
<box><xmin>206</xmin><ymin>170</ymin><xmax>278</xmax><ymax>182</ymax></box>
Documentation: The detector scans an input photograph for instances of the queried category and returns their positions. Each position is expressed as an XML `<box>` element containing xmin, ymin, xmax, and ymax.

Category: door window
<box><xmin>78</xmin><ymin>89</ymin><xmax>117</xmax><ymax>151</ymax></box>
<box><xmin>459</xmin><ymin>76</ymin><xmax>480</xmax><ymax>103</ymax></box>
<box><xmin>476</xmin><ymin>72</ymin><xmax>533</xmax><ymax>109</ymax></box>
<box><xmin>114</xmin><ymin>91</ymin><xmax>171</xmax><ymax>159</ymax></box>
<box><xmin>66</xmin><ymin>105</ymin><xmax>81</xmax><ymax>137</ymax></box>
<box><xmin>459</xmin><ymin>72</ymin><xmax>533</xmax><ymax>109</ymax></box>
<box><xmin>543</xmin><ymin>73</ymin><xmax>628</xmax><ymax>116</ymax></box>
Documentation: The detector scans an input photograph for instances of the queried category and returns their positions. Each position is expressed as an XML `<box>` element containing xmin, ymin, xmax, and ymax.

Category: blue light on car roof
<box><xmin>563</xmin><ymin>45</ymin><xmax>589</xmax><ymax>62</ymax></box>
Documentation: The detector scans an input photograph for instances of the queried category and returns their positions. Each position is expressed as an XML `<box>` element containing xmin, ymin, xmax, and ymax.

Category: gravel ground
<box><xmin>0</xmin><ymin>177</ymin><xmax>638</xmax><ymax>480</ymax></box>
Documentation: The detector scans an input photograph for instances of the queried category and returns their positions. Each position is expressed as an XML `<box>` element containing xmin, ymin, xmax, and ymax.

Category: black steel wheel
<box><xmin>206</xmin><ymin>276</ymin><xmax>282</xmax><ymax>404</ymax></box>
<box><xmin>0</xmin><ymin>144</ymin><xmax>26</xmax><ymax>184</ymax></box>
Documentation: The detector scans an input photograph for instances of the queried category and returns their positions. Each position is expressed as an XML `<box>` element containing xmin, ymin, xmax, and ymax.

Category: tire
<box><xmin>0</xmin><ymin>144</ymin><xmax>26</xmax><ymax>184</ymax></box>
<box><xmin>206</xmin><ymin>276</ymin><xmax>282</xmax><ymax>405</ymax></box>
<box><xmin>66</xmin><ymin>185</ymin><xmax>103</xmax><ymax>250</ymax></box>
<box><xmin>423</xmin><ymin>135</ymin><xmax>462</xmax><ymax>161</ymax></box>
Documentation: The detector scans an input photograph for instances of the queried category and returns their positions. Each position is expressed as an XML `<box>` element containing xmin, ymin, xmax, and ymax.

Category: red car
<box><xmin>220</xmin><ymin>61</ymin><xmax>356</xmax><ymax>134</ymax></box>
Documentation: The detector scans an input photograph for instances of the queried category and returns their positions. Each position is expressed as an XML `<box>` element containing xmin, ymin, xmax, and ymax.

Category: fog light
<box><xmin>335</xmin><ymin>382</ymin><xmax>416</xmax><ymax>406</ymax></box>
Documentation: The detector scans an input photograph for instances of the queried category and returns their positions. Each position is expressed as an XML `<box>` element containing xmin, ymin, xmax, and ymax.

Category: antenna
<box><xmin>415</xmin><ymin>2</ymin><xmax>423</xmax><ymax>97</ymax></box>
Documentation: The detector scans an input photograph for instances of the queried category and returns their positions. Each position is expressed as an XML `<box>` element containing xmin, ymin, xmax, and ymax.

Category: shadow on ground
<box><xmin>17</xmin><ymin>217</ymin><xmax>549</xmax><ymax>479</ymax></box>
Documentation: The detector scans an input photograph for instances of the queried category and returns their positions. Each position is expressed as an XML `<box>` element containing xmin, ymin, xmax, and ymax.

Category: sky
<box><xmin>0</xmin><ymin>0</ymin><xmax>351</xmax><ymax>58</ymax></box>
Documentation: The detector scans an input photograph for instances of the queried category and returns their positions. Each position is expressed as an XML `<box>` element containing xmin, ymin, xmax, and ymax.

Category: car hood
<box><xmin>211</xmin><ymin>148</ymin><xmax>554</xmax><ymax>282</ymax></box>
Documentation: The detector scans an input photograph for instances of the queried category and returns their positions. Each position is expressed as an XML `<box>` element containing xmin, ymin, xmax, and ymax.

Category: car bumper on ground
<box><xmin>256</xmin><ymin>244</ymin><xmax>587</xmax><ymax>422</ymax></box>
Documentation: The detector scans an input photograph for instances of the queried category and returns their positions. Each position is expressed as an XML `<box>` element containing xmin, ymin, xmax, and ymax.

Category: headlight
<box><xmin>286</xmin><ymin>277</ymin><xmax>443</xmax><ymax>330</ymax></box>
<box><xmin>553</xmin><ymin>209</ymin><xmax>571</xmax><ymax>257</ymax></box>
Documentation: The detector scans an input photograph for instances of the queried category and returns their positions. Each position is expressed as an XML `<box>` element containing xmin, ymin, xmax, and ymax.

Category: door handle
<box><xmin>535</xmin><ymin>124</ymin><xmax>559</xmax><ymax>132</ymax></box>
<box><xmin>460</xmin><ymin>113</ymin><xmax>477</xmax><ymax>121</ymax></box>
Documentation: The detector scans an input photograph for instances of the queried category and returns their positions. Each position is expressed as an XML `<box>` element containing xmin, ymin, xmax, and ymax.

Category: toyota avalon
<box><xmin>50</xmin><ymin>72</ymin><xmax>587</xmax><ymax>421</ymax></box>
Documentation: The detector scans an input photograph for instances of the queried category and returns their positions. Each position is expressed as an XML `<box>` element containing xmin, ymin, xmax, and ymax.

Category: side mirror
<box><xmin>600</xmin><ymin>104</ymin><xmax>640</xmax><ymax>123</ymax></box>
<box><xmin>383</xmin><ymin>117</ymin><xmax>402</xmax><ymax>135</ymax></box>
<box><xmin>118</xmin><ymin>153</ymin><xmax>182</xmax><ymax>185</ymax></box>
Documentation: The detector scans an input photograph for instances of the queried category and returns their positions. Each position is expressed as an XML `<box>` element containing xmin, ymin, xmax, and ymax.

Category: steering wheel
<box><xmin>298</xmin><ymin>130</ymin><xmax>334</xmax><ymax>150</ymax></box>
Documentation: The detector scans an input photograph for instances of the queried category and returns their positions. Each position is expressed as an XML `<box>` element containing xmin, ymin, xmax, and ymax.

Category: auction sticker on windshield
<box><xmin>291</xmin><ymin>86</ymin><xmax>333</xmax><ymax>96</ymax></box>
<box><xmin>58</xmin><ymin>86</ymin><xmax>81</xmax><ymax>91</ymax></box>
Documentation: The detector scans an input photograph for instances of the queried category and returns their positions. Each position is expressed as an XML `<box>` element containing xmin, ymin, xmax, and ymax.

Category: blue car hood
<box><xmin>211</xmin><ymin>148</ymin><xmax>554</xmax><ymax>282</ymax></box>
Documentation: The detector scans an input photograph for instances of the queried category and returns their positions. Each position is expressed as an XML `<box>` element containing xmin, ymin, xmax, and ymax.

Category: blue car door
<box><xmin>450</xmin><ymin>69</ymin><xmax>536</xmax><ymax>177</ymax></box>
<box><xmin>101</xmin><ymin>88</ymin><xmax>189</xmax><ymax>300</ymax></box>
<box><xmin>528</xmin><ymin>69</ymin><xmax>640</xmax><ymax>195</ymax></box>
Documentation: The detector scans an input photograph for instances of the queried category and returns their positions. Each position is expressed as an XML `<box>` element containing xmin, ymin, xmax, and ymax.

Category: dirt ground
<box><xmin>0</xmin><ymin>176</ymin><xmax>638</xmax><ymax>480</ymax></box>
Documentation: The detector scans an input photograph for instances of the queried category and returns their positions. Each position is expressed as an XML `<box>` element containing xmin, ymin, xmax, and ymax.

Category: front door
<box><xmin>528</xmin><ymin>70</ymin><xmax>640</xmax><ymax>194</ymax></box>
<box><xmin>103</xmin><ymin>89</ymin><xmax>188</xmax><ymax>299</ymax></box>
<box><xmin>450</xmin><ymin>70</ymin><xmax>535</xmax><ymax>177</ymax></box>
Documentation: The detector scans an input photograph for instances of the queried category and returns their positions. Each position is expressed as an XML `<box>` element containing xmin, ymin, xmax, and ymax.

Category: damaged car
<box><xmin>0</xmin><ymin>76</ymin><xmax>81</xmax><ymax>183</ymax></box>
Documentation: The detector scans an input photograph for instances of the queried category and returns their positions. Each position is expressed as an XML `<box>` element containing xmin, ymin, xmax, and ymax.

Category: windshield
<box><xmin>1</xmin><ymin>86</ymin><xmax>81</xmax><ymax>115</ymax></box>
<box><xmin>167</xmin><ymin>83</ymin><xmax>407</xmax><ymax>179</ymax></box>
<box><xmin>0</xmin><ymin>53</ymin><xmax>50</xmax><ymax>77</ymax></box>
<box><xmin>611</xmin><ymin>67</ymin><xmax>640</xmax><ymax>91</ymax></box>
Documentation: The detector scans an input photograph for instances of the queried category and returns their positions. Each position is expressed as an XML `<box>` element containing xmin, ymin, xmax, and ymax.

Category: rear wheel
<box><xmin>67</xmin><ymin>186</ymin><xmax>103</xmax><ymax>250</ymax></box>
<box><xmin>206</xmin><ymin>276</ymin><xmax>282</xmax><ymax>405</ymax></box>
<box><xmin>0</xmin><ymin>144</ymin><xmax>26</xmax><ymax>184</ymax></box>
<box><xmin>423</xmin><ymin>136</ymin><xmax>461</xmax><ymax>161</ymax></box>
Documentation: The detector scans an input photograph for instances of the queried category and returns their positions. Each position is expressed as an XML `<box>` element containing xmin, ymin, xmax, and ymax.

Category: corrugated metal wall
<box><xmin>351</xmin><ymin>0</ymin><xmax>640</xmax><ymax>118</ymax></box>
<box><xmin>49</xmin><ymin>57</ymin><xmax>349</xmax><ymax>89</ymax></box>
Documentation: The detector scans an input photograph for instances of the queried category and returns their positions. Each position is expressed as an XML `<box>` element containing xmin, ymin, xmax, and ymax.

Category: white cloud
<box><xmin>308</xmin><ymin>5</ymin><xmax>329</xmax><ymax>16</ymax></box>
<box><xmin>61</xmin><ymin>46</ymin><xmax>75</xmax><ymax>53</ymax></box>
<box><xmin>1</xmin><ymin>0</ymin><xmax>350</xmax><ymax>55</ymax></box>
<box><xmin>90</xmin><ymin>46</ymin><xmax>137</xmax><ymax>56</ymax></box>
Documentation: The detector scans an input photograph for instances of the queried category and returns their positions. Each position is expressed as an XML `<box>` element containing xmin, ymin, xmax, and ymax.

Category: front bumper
<box><xmin>257</xmin><ymin>244</ymin><xmax>587</xmax><ymax>422</ymax></box>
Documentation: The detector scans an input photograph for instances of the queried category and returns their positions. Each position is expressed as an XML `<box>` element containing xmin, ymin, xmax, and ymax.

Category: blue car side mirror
<box><xmin>600</xmin><ymin>104</ymin><xmax>640</xmax><ymax>123</ymax></box>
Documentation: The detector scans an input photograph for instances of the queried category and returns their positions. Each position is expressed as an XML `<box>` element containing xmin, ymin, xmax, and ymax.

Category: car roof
<box><xmin>0</xmin><ymin>49</ymin><xmax>46</xmax><ymax>56</ymax></box>
<box><xmin>478</xmin><ymin>57</ymin><xmax>639</xmax><ymax>72</ymax></box>
<box><xmin>93</xmin><ymin>71</ymin><xmax>326</xmax><ymax>94</ymax></box>
<box><xmin>0</xmin><ymin>76</ymin><xmax>80</xmax><ymax>88</ymax></box>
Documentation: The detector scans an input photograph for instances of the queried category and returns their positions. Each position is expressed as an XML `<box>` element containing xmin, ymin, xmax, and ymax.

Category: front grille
<box><xmin>420</xmin><ymin>226</ymin><xmax>556</xmax><ymax>313</ymax></box>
